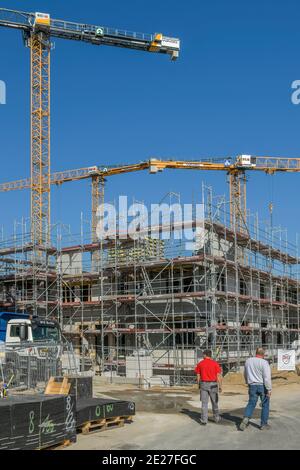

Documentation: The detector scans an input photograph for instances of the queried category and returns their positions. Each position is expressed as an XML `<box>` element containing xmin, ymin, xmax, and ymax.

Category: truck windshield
<box><xmin>31</xmin><ymin>323</ymin><xmax>60</xmax><ymax>342</ymax></box>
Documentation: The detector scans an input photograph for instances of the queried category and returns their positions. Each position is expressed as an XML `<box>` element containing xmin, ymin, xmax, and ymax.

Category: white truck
<box><xmin>0</xmin><ymin>312</ymin><xmax>63</xmax><ymax>387</ymax></box>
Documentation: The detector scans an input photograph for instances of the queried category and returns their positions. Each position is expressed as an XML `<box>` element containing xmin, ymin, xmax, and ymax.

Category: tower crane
<box><xmin>1</xmin><ymin>155</ymin><xmax>300</xmax><ymax>240</ymax></box>
<box><xmin>0</xmin><ymin>7</ymin><xmax>180</xmax><ymax>246</ymax></box>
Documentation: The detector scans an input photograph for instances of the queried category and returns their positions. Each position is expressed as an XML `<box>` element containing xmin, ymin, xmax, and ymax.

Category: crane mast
<box><xmin>30</xmin><ymin>28</ymin><xmax>51</xmax><ymax>246</ymax></box>
<box><xmin>229</xmin><ymin>171</ymin><xmax>247</xmax><ymax>233</ymax></box>
<box><xmin>0</xmin><ymin>7</ymin><xmax>180</xmax><ymax>246</ymax></box>
<box><xmin>91</xmin><ymin>176</ymin><xmax>105</xmax><ymax>243</ymax></box>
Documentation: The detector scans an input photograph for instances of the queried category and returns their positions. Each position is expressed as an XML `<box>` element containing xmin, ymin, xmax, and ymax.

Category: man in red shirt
<box><xmin>194</xmin><ymin>349</ymin><xmax>223</xmax><ymax>425</ymax></box>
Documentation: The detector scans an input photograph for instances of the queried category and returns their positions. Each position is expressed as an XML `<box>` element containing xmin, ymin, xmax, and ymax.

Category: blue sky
<box><xmin>0</xmin><ymin>0</ymin><xmax>300</xmax><ymax>244</ymax></box>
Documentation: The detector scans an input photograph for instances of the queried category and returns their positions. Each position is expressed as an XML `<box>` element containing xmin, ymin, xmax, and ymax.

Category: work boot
<box><xmin>260</xmin><ymin>424</ymin><xmax>271</xmax><ymax>431</ymax></box>
<box><xmin>239</xmin><ymin>417</ymin><xmax>249</xmax><ymax>431</ymax></box>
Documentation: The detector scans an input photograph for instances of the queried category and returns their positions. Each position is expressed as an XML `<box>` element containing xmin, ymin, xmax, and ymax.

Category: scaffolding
<box><xmin>0</xmin><ymin>186</ymin><xmax>300</xmax><ymax>385</ymax></box>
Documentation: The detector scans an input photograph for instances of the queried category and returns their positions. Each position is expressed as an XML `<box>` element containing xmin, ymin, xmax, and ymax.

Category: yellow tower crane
<box><xmin>0</xmin><ymin>8</ymin><xmax>180</xmax><ymax>246</ymax></box>
<box><xmin>1</xmin><ymin>155</ymin><xmax>300</xmax><ymax>241</ymax></box>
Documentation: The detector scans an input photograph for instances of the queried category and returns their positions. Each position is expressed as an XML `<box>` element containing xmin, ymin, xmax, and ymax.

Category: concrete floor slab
<box><xmin>65</xmin><ymin>382</ymin><xmax>300</xmax><ymax>450</ymax></box>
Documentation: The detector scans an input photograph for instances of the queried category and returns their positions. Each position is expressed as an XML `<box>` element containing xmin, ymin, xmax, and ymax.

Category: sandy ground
<box><xmin>65</xmin><ymin>370</ymin><xmax>300</xmax><ymax>450</ymax></box>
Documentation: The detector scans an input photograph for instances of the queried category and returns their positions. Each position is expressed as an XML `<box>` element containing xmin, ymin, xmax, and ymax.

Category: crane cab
<box><xmin>236</xmin><ymin>154</ymin><xmax>256</xmax><ymax>168</ymax></box>
<box><xmin>34</xmin><ymin>12</ymin><xmax>51</xmax><ymax>30</ymax></box>
<box><xmin>87</xmin><ymin>166</ymin><xmax>99</xmax><ymax>175</ymax></box>
<box><xmin>149</xmin><ymin>159</ymin><xmax>163</xmax><ymax>174</ymax></box>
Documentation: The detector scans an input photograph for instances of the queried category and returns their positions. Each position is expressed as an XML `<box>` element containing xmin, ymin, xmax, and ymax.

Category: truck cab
<box><xmin>5</xmin><ymin>318</ymin><xmax>60</xmax><ymax>345</ymax></box>
<box><xmin>0</xmin><ymin>312</ymin><xmax>61</xmax><ymax>345</ymax></box>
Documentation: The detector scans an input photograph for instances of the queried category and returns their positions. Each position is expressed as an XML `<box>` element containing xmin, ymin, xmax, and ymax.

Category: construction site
<box><xmin>54</xmin><ymin>201</ymin><xmax>300</xmax><ymax>382</ymax></box>
<box><xmin>1</xmin><ymin>154</ymin><xmax>300</xmax><ymax>386</ymax></box>
<box><xmin>0</xmin><ymin>3</ymin><xmax>300</xmax><ymax>452</ymax></box>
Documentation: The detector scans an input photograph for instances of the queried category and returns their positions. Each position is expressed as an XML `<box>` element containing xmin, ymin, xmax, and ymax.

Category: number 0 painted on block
<box><xmin>106</xmin><ymin>404</ymin><xmax>114</xmax><ymax>413</ymax></box>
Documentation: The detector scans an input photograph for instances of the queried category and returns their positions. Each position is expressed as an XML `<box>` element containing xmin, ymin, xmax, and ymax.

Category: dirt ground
<box><xmin>223</xmin><ymin>368</ymin><xmax>300</xmax><ymax>387</ymax></box>
<box><xmin>66</xmin><ymin>370</ymin><xmax>300</xmax><ymax>450</ymax></box>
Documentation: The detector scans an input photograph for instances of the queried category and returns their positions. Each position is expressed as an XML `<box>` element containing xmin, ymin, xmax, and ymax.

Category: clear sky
<box><xmin>0</xmin><ymin>0</ymin><xmax>300</xmax><ymax>244</ymax></box>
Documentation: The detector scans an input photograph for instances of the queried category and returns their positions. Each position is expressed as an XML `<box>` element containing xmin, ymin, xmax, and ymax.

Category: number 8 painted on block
<box><xmin>29</xmin><ymin>411</ymin><xmax>35</xmax><ymax>434</ymax></box>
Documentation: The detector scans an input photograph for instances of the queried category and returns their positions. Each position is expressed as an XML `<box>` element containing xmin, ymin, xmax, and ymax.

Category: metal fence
<box><xmin>0</xmin><ymin>342</ymin><xmax>79</xmax><ymax>390</ymax></box>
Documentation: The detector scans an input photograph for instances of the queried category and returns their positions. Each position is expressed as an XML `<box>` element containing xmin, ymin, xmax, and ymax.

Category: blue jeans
<box><xmin>244</xmin><ymin>384</ymin><xmax>270</xmax><ymax>426</ymax></box>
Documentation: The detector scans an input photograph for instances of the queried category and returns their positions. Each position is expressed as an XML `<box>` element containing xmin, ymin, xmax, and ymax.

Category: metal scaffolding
<box><xmin>0</xmin><ymin>186</ymin><xmax>299</xmax><ymax>385</ymax></box>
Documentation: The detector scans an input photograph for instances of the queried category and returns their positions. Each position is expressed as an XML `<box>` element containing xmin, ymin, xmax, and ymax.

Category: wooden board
<box><xmin>44</xmin><ymin>377</ymin><xmax>71</xmax><ymax>396</ymax></box>
<box><xmin>39</xmin><ymin>439</ymin><xmax>72</xmax><ymax>451</ymax></box>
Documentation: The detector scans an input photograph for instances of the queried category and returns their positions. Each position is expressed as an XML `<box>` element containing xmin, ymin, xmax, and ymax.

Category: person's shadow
<box><xmin>220</xmin><ymin>412</ymin><xmax>244</xmax><ymax>430</ymax></box>
<box><xmin>181</xmin><ymin>408</ymin><xmax>201</xmax><ymax>424</ymax></box>
<box><xmin>181</xmin><ymin>408</ymin><xmax>261</xmax><ymax>430</ymax></box>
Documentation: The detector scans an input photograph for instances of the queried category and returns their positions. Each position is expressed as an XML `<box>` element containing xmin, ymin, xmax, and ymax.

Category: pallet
<box><xmin>78</xmin><ymin>415</ymin><xmax>133</xmax><ymax>435</ymax></box>
<box><xmin>38</xmin><ymin>439</ymin><xmax>73</xmax><ymax>450</ymax></box>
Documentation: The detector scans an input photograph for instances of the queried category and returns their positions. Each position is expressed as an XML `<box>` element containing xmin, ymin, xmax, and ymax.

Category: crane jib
<box><xmin>0</xmin><ymin>8</ymin><xmax>180</xmax><ymax>57</ymax></box>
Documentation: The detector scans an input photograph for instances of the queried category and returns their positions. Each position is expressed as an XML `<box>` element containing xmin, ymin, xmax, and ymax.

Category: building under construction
<box><xmin>0</xmin><ymin>184</ymin><xmax>299</xmax><ymax>385</ymax></box>
<box><xmin>1</xmin><ymin>8</ymin><xmax>300</xmax><ymax>385</ymax></box>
